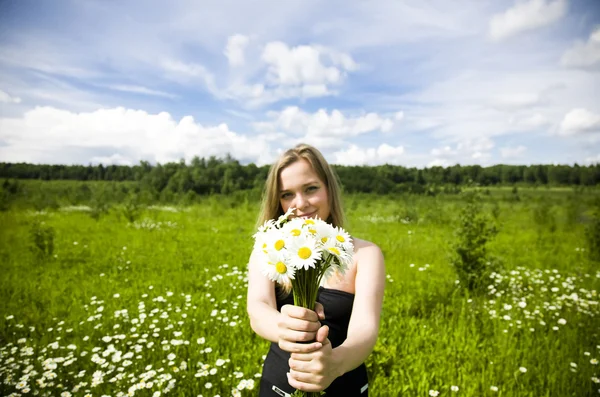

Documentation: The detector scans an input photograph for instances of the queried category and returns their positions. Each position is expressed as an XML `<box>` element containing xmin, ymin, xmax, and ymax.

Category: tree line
<box><xmin>1</xmin><ymin>157</ymin><xmax>599</xmax><ymax>196</ymax></box>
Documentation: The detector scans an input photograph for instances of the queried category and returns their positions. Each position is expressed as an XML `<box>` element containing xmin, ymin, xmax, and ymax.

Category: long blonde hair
<box><xmin>255</xmin><ymin>143</ymin><xmax>347</xmax><ymax>297</ymax></box>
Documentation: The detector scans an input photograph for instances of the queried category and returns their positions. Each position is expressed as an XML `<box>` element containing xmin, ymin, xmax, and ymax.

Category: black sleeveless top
<box><xmin>259</xmin><ymin>287</ymin><xmax>369</xmax><ymax>396</ymax></box>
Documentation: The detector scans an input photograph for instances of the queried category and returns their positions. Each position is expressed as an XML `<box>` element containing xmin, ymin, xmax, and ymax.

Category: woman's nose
<box><xmin>294</xmin><ymin>193</ymin><xmax>308</xmax><ymax>209</ymax></box>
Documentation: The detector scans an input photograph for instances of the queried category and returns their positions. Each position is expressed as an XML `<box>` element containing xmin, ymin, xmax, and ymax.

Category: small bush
<box><xmin>451</xmin><ymin>192</ymin><xmax>498</xmax><ymax>293</ymax></box>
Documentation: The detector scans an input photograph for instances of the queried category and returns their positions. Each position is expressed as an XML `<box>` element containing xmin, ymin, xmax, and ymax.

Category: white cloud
<box><xmin>333</xmin><ymin>144</ymin><xmax>405</xmax><ymax>165</ymax></box>
<box><xmin>508</xmin><ymin>113</ymin><xmax>550</xmax><ymax>129</ymax></box>
<box><xmin>500</xmin><ymin>145</ymin><xmax>527</xmax><ymax>158</ymax></box>
<box><xmin>491</xmin><ymin>93</ymin><xmax>542</xmax><ymax>111</ymax></box>
<box><xmin>561</xmin><ymin>27</ymin><xmax>600</xmax><ymax>70</ymax></box>
<box><xmin>253</xmin><ymin>106</ymin><xmax>395</xmax><ymax>141</ymax></box>
<box><xmin>585</xmin><ymin>154</ymin><xmax>600</xmax><ymax>164</ymax></box>
<box><xmin>106</xmin><ymin>85</ymin><xmax>176</xmax><ymax>99</ymax></box>
<box><xmin>559</xmin><ymin>108</ymin><xmax>600</xmax><ymax>135</ymax></box>
<box><xmin>0</xmin><ymin>89</ymin><xmax>22</xmax><ymax>104</ymax></box>
<box><xmin>261</xmin><ymin>42</ymin><xmax>357</xmax><ymax>87</ymax></box>
<box><xmin>489</xmin><ymin>0</ymin><xmax>567</xmax><ymax>41</ymax></box>
<box><xmin>429</xmin><ymin>137</ymin><xmax>495</xmax><ymax>166</ymax></box>
<box><xmin>90</xmin><ymin>153</ymin><xmax>134</xmax><ymax>166</ymax></box>
<box><xmin>224</xmin><ymin>34</ymin><xmax>250</xmax><ymax>67</ymax></box>
<box><xmin>0</xmin><ymin>106</ymin><xmax>272</xmax><ymax>165</ymax></box>
<box><xmin>161</xmin><ymin>59</ymin><xmax>219</xmax><ymax>96</ymax></box>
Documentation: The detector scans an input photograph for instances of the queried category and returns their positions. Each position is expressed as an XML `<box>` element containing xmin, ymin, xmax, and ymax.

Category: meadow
<box><xmin>1</xmin><ymin>185</ymin><xmax>599</xmax><ymax>396</ymax></box>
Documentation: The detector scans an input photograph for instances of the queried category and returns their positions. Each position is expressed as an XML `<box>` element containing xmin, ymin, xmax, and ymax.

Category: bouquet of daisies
<box><xmin>253</xmin><ymin>208</ymin><xmax>353</xmax><ymax>312</ymax></box>
<box><xmin>253</xmin><ymin>208</ymin><xmax>353</xmax><ymax>395</ymax></box>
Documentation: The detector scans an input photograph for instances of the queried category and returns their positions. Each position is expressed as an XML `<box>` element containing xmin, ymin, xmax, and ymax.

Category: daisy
<box><xmin>262</xmin><ymin>250</ymin><xmax>295</xmax><ymax>284</ymax></box>
<box><xmin>322</xmin><ymin>239</ymin><xmax>352</xmax><ymax>272</ymax></box>
<box><xmin>287</xmin><ymin>234</ymin><xmax>321</xmax><ymax>270</ymax></box>
<box><xmin>281</xmin><ymin>217</ymin><xmax>307</xmax><ymax>238</ymax></box>
<box><xmin>312</xmin><ymin>219</ymin><xmax>336</xmax><ymax>245</ymax></box>
<box><xmin>332</xmin><ymin>227</ymin><xmax>353</xmax><ymax>252</ymax></box>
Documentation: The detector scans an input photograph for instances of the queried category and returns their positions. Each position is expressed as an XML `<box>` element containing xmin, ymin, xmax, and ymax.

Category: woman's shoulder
<box><xmin>351</xmin><ymin>237</ymin><xmax>383</xmax><ymax>258</ymax></box>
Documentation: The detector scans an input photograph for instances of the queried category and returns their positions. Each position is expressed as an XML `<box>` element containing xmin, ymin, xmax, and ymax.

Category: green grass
<box><xmin>1</xmin><ymin>188</ymin><xmax>599</xmax><ymax>396</ymax></box>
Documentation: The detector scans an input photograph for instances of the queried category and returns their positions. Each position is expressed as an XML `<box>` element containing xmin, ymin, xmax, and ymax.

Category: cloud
<box><xmin>333</xmin><ymin>144</ymin><xmax>405</xmax><ymax>165</ymax></box>
<box><xmin>585</xmin><ymin>154</ymin><xmax>600</xmax><ymax>164</ymax></box>
<box><xmin>508</xmin><ymin>113</ymin><xmax>550</xmax><ymax>129</ymax></box>
<box><xmin>106</xmin><ymin>85</ymin><xmax>177</xmax><ymax>99</ymax></box>
<box><xmin>491</xmin><ymin>93</ymin><xmax>543</xmax><ymax>111</ymax></box>
<box><xmin>0</xmin><ymin>106</ymin><xmax>273</xmax><ymax>165</ymax></box>
<box><xmin>0</xmin><ymin>89</ymin><xmax>22</xmax><ymax>104</ymax></box>
<box><xmin>500</xmin><ymin>145</ymin><xmax>527</xmax><ymax>158</ymax></box>
<box><xmin>559</xmin><ymin>108</ymin><xmax>600</xmax><ymax>135</ymax></box>
<box><xmin>489</xmin><ymin>0</ymin><xmax>567</xmax><ymax>41</ymax></box>
<box><xmin>561</xmin><ymin>27</ymin><xmax>600</xmax><ymax>70</ymax></box>
<box><xmin>224</xmin><ymin>34</ymin><xmax>250</xmax><ymax>67</ymax></box>
<box><xmin>253</xmin><ymin>106</ymin><xmax>395</xmax><ymax>142</ymax></box>
<box><xmin>261</xmin><ymin>42</ymin><xmax>357</xmax><ymax>88</ymax></box>
<box><xmin>161</xmin><ymin>59</ymin><xmax>220</xmax><ymax>96</ymax></box>
<box><xmin>429</xmin><ymin>137</ymin><xmax>495</xmax><ymax>166</ymax></box>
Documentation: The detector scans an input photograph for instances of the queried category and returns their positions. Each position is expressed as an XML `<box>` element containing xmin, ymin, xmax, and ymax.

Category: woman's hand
<box><xmin>286</xmin><ymin>325</ymin><xmax>340</xmax><ymax>392</ymax></box>
<box><xmin>277</xmin><ymin>302</ymin><xmax>326</xmax><ymax>353</ymax></box>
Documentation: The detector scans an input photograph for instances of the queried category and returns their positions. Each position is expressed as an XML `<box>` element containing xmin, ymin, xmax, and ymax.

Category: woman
<box><xmin>247</xmin><ymin>143</ymin><xmax>385</xmax><ymax>396</ymax></box>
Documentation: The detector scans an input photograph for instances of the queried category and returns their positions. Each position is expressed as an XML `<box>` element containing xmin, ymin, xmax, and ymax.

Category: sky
<box><xmin>0</xmin><ymin>0</ymin><xmax>599</xmax><ymax>168</ymax></box>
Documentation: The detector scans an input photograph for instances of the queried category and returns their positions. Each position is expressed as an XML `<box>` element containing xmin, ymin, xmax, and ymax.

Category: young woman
<box><xmin>247</xmin><ymin>144</ymin><xmax>385</xmax><ymax>396</ymax></box>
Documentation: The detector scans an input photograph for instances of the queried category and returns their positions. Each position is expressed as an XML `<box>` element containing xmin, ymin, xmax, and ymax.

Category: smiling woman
<box><xmin>246</xmin><ymin>143</ymin><xmax>386</xmax><ymax>396</ymax></box>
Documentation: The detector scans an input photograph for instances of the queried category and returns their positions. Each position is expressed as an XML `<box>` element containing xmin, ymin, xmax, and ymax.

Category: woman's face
<box><xmin>279</xmin><ymin>158</ymin><xmax>330</xmax><ymax>221</ymax></box>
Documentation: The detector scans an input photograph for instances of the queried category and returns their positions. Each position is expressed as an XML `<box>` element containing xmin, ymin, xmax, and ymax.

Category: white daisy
<box><xmin>287</xmin><ymin>234</ymin><xmax>321</xmax><ymax>270</ymax></box>
<box><xmin>311</xmin><ymin>219</ymin><xmax>336</xmax><ymax>246</ymax></box>
<box><xmin>262</xmin><ymin>250</ymin><xmax>295</xmax><ymax>284</ymax></box>
<box><xmin>322</xmin><ymin>239</ymin><xmax>352</xmax><ymax>273</ymax></box>
<box><xmin>281</xmin><ymin>217</ymin><xmax>307</xmax><ymax>239</ymax></box>
<box><xmin>332</xmin><ymin>227</ymin><xmax>353</xmax><ymax>252</ymax></box>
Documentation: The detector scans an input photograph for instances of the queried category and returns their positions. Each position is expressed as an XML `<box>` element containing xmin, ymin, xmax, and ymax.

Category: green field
<box><xmin>1</xmin><ymin>187</ymin><xmax>599</xmax><ymax>396</ymax></box>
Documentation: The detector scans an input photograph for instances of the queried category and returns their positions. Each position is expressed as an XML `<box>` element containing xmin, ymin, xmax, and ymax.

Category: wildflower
<box><xmin>519</xmin><ymin>367</ymin><xmax>527</xmax><ymax>373</ymax></box>
<box><xmin>429</xmin><ymin>390</ymin><xmax>439</xmax><ymax>397</ymax></box>
<box><xmin>557</xmin><ymin>318</ymin><xmax>566</xmax><ymax>325</ymax></box>
<box><xmin>451</xmin><ymin>385</ymin><xmax>459</xmax><ymax>392</ymax></box>
<box><xmin>490</xmin><ymin>386</ymin><xmax>498</xmax><ymax>392</ymax></box>
<box><xmin>591</xmin><ymin>358</ymin><xmax>598</xmax><ymax>365</ymax></box>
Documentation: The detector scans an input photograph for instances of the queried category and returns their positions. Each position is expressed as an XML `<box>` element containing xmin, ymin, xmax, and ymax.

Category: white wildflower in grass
<box><xmin>557</xmin><ymin>318</ymin><xmax>567</xmax><ymax>325</ymax></box>
<box><xmin>519</xmin><ymin>367</ymin><xmax>527</xmax><ymax>373</ymax></box>
<box><xmin>451</xmin><ymin>385</ymin><xmax>459</xmax><ymax>392</ymax></box>
<box><xmin>490</xmin><ymin>386</ymin><xmax>498</xmax><ymax>392</ymax></box>
<box><xmin>205</xmin><ymin>382</ymin><xmax>213</xmax><ymax>389</ymax></box>
<box><xmin>592</xmin><ymin>377</ymin><xmax>600</xmax><ymax>383</ymax></box>
<box><xmin>429</xmin><ymin>390</ymin><xmax>439</xmax><ymax>396</ymax></box>
<box><xmin>591</xmin><ymin>358</ymin><xmax>598</xmax><ymax>365</ymax></box>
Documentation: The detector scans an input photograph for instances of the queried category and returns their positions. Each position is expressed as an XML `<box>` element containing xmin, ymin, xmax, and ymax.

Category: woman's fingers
<box><xmin>286</xmin><ymin>372</ymin><xmax>323</xmax><ymax>393</ymax></box>
<box><xmin>278</xmin><ymin>340</ymin><xmax>322</xmax><ymax>353</ymax></box>
<box><xmin>281</xmin><ymin>304</ymin><xmax>320</xmax><ymax>322</ymax></box>
<box><xmin>314</xmin><ymin>302</ymin><xmax>326</xmax><ymax>320</ymax></box>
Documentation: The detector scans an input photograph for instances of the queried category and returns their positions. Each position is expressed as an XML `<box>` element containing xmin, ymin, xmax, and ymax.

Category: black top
<box><xmin>260</xmin><ymin>286</ymin><xmax>369</xmax><ymax>396</ymax></box>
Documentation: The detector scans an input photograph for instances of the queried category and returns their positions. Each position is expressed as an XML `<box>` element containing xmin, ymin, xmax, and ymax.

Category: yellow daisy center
<box><xmin>321</xmin><ymin>237</ymin><xmax>328</xmax><ymax>244</ymax></box>
<box><xmin>275</xmin><ymin>262</ymin><xmax>287</xmax><ymax>274</ymax></box>
<box><xmin>328</xmin><ymin>247</ymin><xmax>341</xmax><ymax>256</ymax></box>
<box><xmin>336</xmin><ymin>235</ymin><xmax>345</xmax><ymax>243</ymax></box>
<box><xmin>275</xmin><ymin>240</ymin><xmax>285</xmax><ymax>251</ymax></box>
<box><xmin>291</xmin><ymin>229</ymin><xmax>301</xmax><ymax>236</ymax></box>
<box><xmin>298</xmin><ymin>247</ymin><xmax>312</xmax><ymax>260</ymax></box>
<box><xmin>304</xmin><ymin>219</ymin><xmax>315</xmax><ymax>225</ymax></box>
<box><xmin>308</xmin><ymin>228</ymin><xmax>317</xmax><ymax>235</ymax></box>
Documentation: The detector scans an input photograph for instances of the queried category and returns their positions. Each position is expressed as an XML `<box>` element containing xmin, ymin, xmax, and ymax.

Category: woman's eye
<box><xmin>281</xmin><ymin>193</ymin><xmax>292</xmax><ymax>199</ymax></box>
<box><xmin>307</xmin><ymin>186</ymin><xmax>318</xmax><ymax>193</ymax></box>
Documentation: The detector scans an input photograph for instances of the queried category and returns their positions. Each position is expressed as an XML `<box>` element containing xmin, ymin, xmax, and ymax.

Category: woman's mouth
<box><xmin>297</xmin><ymin>211</ymin><xmax>317</xmax><ymax>219</ymax></box>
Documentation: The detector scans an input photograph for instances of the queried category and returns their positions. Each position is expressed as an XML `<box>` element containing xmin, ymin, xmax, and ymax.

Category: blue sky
<box><xmin>0</xmin><ymin>0</ymin><xmax>599</xmax><ymax>167</ymax></box>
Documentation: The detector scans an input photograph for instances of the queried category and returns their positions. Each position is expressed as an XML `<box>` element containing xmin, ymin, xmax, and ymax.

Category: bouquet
<box><xmin>253</xmin><ymin>208</ymin><xmax>354</xmax><ymax>397</ymax></box>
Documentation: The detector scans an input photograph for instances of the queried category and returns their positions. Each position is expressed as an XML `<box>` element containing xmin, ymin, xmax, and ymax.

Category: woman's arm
<box><xmin>331</xmin><ymin>243</ymin><xmax>386</xmax><ymax>375</ymax></box>
<box><xmin>246</xmin><ymin>249</ymin><xmax>325</xmax><ymax>352</ymax></box>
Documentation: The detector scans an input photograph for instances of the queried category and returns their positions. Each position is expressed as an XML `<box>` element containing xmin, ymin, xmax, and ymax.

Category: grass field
<box><xmin>1</xmin><ymin>187</ymin><xmax>599</xmax><ymax>396</ymax></box>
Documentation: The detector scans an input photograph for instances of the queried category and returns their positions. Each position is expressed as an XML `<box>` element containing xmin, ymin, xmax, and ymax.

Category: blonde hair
<box><xmin>256</xmin><ymin>143</ymin><xmax>346</xmax><ymax>297</ymax></box>
<box><xmin>257</xmin><ymin>143</ymin><xmax>346</xmax><ymax>229</ymax></box>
